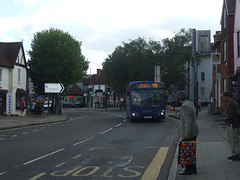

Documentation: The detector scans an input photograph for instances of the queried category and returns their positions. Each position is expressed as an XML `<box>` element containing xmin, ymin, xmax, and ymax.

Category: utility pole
<box><xmin>192</xmin><ymin>29</ymin><xmax>198</xmax><ymax>116</ymax></box>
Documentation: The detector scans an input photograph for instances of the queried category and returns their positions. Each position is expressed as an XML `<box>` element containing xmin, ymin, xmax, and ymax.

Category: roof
<box><xmin>0</xmin><ymin>42</ymin><xmax>24</xmax><ymax>68</ymax></box>
<box><xmin>82</xmin><ymin>69</ymin><xmax>106</xmax><ymax>85</ymax></box>
<box><xmin>67</xmin><ymin>84</ymin><xmax>84</xmax><ymax>95</ymax></box>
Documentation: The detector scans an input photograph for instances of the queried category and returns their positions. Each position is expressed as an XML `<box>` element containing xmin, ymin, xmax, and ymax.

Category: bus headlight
<box><xmin>159</xmin><ymin>110</ymin><xmax>165</xmax><ymax>116</ymax></box>
<box><xmin>132</xmin><ymin>112</ymin><xmax>136</xmax><ymax>117</ymax></box>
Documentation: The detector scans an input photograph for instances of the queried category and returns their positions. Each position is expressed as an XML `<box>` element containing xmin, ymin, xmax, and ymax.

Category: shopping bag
<box><xmin>178</xmin><ymin>141</ymin><xmax>196</xmax><ymax>165</ymax></box>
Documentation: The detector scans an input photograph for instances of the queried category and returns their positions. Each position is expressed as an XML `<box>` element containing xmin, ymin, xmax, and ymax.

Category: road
<box><xmin>0</xmin><ymin>109</ymin><xmax>178</xmax><ymax>180</ymax></box>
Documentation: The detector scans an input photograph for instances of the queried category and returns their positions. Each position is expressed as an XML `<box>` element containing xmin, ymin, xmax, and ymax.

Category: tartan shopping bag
<box><xmin>178</xmin><ymin>141</ymin><xmax>196</xmax><ymax>165</ymax></box>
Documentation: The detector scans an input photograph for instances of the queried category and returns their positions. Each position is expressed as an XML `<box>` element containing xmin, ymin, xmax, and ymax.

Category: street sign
<box><xmin>44</xmin><ymin>83</ymin><xmax>65</xmax><ymax>93</ymax></box>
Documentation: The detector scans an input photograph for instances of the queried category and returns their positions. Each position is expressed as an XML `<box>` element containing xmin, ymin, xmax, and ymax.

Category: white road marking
<box><xmin>23</xmin><ymin>148</ymin><xmax>64</xmax><ymax>165</ymax></box>
<box><xmin>73</xmin><ymin>136</ymin><xmax>94</xmax><ymax>146</ymax></box>
<box><xmin>116</xmin><ymin>123</ymin><xmax>122</xmax><ymax>127</ymax></box>
<box><xmin>100</xmin><ymin>128</ymin><xmax>113</xmax><ymax>135</ymax></box>
<box><xmin>0</xmin><ymin>172</ymin><xmax>6</xmax><ymax>176</ymax></box>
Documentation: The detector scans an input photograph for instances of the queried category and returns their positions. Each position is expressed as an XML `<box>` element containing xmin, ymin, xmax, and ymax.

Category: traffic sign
<box><xmin>44</xmin><ymin>83</ymin><xmax>65</xmax><ymax>93</ymax></box>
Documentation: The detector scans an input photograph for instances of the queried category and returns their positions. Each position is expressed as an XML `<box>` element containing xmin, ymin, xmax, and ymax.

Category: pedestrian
<box><xmin>20</xmin><ymin>97</ymin><xmax>25</xmax><ymax>116</ymax></box>
<box><xmin>221</xmin><ymin>91</ymin><xmax>240</xmax><ymax>160</ymax></box>
<box><xmin>31</xmin><ymin>100</ymin><xmax>36</xmax><ymax>113</ymax></box>
<box><xmin>198</xmin><ymin>97</ymin><xmax>202</xmax><ymax>112</ymax></box>
<box><xmin>166</xmin><ymin>91</ymin><xmax>199</xmax><ymax>175</ymax></box>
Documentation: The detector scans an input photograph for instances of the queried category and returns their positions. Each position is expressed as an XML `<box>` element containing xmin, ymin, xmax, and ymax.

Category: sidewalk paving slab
<box><xmin>168</xmin><ymin>107</ymin><xmax>240</xmax><ymax>180</ymax></box>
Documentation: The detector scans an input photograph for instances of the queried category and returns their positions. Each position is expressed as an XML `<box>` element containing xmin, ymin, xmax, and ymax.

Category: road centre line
<box><xmin>100</xmin><ymin>128</ymin><xmax>113</xmax><ymax>135</ymax></box>
<box><xmin>55</xmin><ymin>162</ymin><xmax>66</xmax><ymax>167</ymax></box>
<box><xmin>116</xmin><ymin>123</ymin><xmax>122</xmax><ymax>127</ymax></box>
<box><xmin>73</xmin><ymin>154</ymin><xmax>82</xmax><ymax>159</ymax></box>
<box><xmin>0</xmin><ymin>172</ymin><xmax>6</xmax><ymax>176</ymax></box>
<box><xmin>23</xmin><ymin>148</ymin><xmax>64</xmax><ymax>165</ymax></box>
<box><xmin>73</xmin><ymin>136</ymin><xmax>94</xmax><ymax>146</ymax></box>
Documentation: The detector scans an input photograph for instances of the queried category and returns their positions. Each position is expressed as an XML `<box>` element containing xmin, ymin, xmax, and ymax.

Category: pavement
<box><xmin>0</xmin><ymin>112</ymin><xmax>69</xmax><ymax>130</ymax></box>
<box><xmin>1</xmin><ymin>106</ymin><xmax>240</xmax><ymax>180</ymax></box>
<box><xmin>168</xmin><ymin>106</ymin><xmax>240</xmax><ymax>180</ymax></box>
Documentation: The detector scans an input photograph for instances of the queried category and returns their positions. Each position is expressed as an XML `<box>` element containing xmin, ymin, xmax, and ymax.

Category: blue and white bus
<box><xmin>126</xmin><ymin>81</ymin><xmax>166</xmax><ymax>122</ymax></box>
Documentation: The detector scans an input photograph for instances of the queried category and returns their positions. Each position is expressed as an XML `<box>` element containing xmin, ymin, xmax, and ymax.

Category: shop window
<box><xmin>16</xmin><ymin>89</ymin><xmax>28</xmax><ymax>109</ymax></box>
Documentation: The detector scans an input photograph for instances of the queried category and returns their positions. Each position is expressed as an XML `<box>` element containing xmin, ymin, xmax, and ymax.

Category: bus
<box><xmin>126</xmin><ymin>81</ymin><xmax>166</xmax><ymax>122</ymax></box>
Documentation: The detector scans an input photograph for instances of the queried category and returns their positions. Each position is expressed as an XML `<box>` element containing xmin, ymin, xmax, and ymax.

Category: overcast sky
<box><xmin>0</xmin><ymin>0</ymin><xmax>223</xmax><ymax>74</ymax></box>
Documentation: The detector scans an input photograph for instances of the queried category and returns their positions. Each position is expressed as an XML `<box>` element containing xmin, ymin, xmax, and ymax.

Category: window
<box><xmin>224</xmin><ymin>7</ymin><xmax>226</xmax><ymax>28</ymax></box>
<box><xmin>238</xmin><ymin>31</ymin><xmax>240</xmax><ymax>58</ymax></box>
<box><xmin>201</xmin><ymin>72</ymin><xmax>205</xmax><ymax>81</ymax></box>
<box><xmin>200</xmin><ymin>87</ymin><xmax>205</xmax><ymax>98</ymax></box>
<box><xmin>18</xmin><ymin>69</ymin><xmax>21</xmax><ymax>83</ymax></box>
<box><xmin>224</xmin><ymin>78</ymin><xmax>227</xmax><ymax>91</ymax></box>
<box><xmin>224</xmin><ymin>41</ymin><xmax>227</xmax><ymax>63</ymax></box>
<box><xmin>0</xmin><ymin>68</ymin><xmax>2</xmax><ymax>83</ymax></box>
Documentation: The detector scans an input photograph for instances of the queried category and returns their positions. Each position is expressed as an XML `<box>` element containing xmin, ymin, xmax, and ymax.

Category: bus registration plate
<box><xmin>144</xmin><ymin>116</ymin><xmax>152</xmax><ymax>119</ymax></box>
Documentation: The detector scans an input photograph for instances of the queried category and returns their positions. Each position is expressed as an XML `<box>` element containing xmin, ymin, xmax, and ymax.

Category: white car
<box><xmin>44</xmin><ymin>101</ymin><xmax>52</xmax><ymax>110</ymax></box>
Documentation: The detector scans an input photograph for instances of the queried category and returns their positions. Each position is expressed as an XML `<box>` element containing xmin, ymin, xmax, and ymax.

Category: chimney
<box><xmin>97</xmin><ymin>69</ymin><xmax>102</xmax><ymax>77</ymax></box>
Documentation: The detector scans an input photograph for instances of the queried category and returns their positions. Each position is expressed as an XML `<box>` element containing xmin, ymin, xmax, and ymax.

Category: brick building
<box><xmin>212</xmin><ymin>0</ymin><xmax>236</xmax><ymax>112</ymax></box>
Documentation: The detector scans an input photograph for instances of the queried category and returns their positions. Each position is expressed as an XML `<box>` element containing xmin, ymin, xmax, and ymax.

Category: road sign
<box><xmin>44</xmin><ymin>83</ymin><xmax>65</xmax><ymax>93</ymax></box>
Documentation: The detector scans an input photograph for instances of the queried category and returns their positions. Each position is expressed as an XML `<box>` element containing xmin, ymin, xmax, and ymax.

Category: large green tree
<box><xmin>102</xmin><ymin>37</ymin><xmax>155</xmax><ymax>95</ymax></box>
<box><xmin>102</xmin><ymin>29</ymin><xmax>192</xmax><ymax>95</ymax></box>
<box><xmin>28</xmin><ymin>28</ymin><xmax>89</xmax><ymax>94</ymax></box>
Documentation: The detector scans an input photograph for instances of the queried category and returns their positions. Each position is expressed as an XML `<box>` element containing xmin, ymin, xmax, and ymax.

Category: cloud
<box><xmin>1</xmin><ymin>0</ymin><xmax>223</xmax><ymax>70</ymax></box>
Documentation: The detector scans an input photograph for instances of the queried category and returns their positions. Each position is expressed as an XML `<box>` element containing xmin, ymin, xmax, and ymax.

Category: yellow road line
<box><xmin>28</xmin><ymin>172</ymin><xmax>46</xmax><ymax>180</ymax></box>
<box><xmin>141</xmin><ymin>147</ymin><xmax>169</xmax><ymax>180</ymax></box>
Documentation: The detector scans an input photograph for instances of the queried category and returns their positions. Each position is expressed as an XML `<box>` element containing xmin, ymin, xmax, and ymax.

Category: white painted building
<box><xmin>0</xmin><ymin>42</ymin><xmax>28</xmax><ymax>116</ymax></box>
<box><xmin>189</xmin><ymin>30</ymin><xmax>213</xmax><ymax>103</ymax></box>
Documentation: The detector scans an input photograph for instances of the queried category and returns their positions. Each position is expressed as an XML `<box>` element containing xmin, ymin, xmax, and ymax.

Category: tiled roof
<box><xmin>82</xmin><ymin>70</ymin><xmax>106</xmax><ymax>85</ymax></box>
<box><xmin>0</xmin><ymin>42</ymin><xmax>23</xmax><ymax>68</ymax></box>
<box><xmin>67</xmin><ymin>84</ymin><xmax>84</xmax><ymax>95</ymax></box>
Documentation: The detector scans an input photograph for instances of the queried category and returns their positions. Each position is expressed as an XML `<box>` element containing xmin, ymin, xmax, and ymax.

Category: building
<box><xmin>234</xmin><ymin>0</ymin><xmax>240</xmax><ymax>72</ymax></box>
<box><xmin>189</xmin><ymin>30</ymin><xmax>212</xmax><ymax>104</ymax></box>
<box><xmin>82</xmin><ymin>69</ymin><xmax>110</xmax><ymax>108</ymax></box>
<box><xmin>62</xmin><ymin>83</ymin><xmax>84</xmax><ymax>107</ymax></box>
<box><xmin>0</xmin><ymin>42</ymin><xmax>28</xmax><ymax>116</ymax></box>
<box><xmin>212</xmin><ymin>0</ymin><xmax>236</xmax><ymax>112</ymax></box>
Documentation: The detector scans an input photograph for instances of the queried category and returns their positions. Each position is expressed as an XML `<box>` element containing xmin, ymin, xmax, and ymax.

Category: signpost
<box><xmin>44</xmin><ymin>83</ymin><xmax>65</xmax><ymax>93</ymax></box>
<box><xmin>44</xmin><ymin>83</ymin><xmax>65</xmax><ymax>115</ymax></box>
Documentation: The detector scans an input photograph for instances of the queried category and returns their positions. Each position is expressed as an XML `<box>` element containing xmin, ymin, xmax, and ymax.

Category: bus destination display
<box><xmin>137</xmin><ymin>83</ymin><xmax>161</xmax><ymax>89</ymax></box>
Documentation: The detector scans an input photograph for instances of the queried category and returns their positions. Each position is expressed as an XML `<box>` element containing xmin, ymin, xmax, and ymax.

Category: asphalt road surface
<box><xmin>0</xmin><ymin>109</ymin><xmax>178</xmax><ymax>180</ymax></box>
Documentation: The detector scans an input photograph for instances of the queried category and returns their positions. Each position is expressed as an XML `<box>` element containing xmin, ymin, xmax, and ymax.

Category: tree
<box><xmin>102</xmin><ymin>29</ymin><xmax>192</xmax><ymax>95</ymax></box>
<box><xmin>102</xmin><ymin>37</ymin><xmax>155</xmax><ymax>95</ymax></box>
<box><xmin>28</xmin><ymin>28</ymin><xmax>89</xmax><ymax>94</ymax></box>
<box><xmin>156</xmin><ymin>29</ymin><xmax>192</xmax><ymax>90</ymax></box>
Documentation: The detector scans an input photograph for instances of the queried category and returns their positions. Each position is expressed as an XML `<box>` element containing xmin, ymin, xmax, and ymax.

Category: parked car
<box><xmin>71</xmin><ymin>102</ymin><xmax>87</xmax><ymax>108</ymax></box>
<box><xmin>44</xmin><ymin>101</ymin><xmax>52</xmax><ymax>110</ymax></box>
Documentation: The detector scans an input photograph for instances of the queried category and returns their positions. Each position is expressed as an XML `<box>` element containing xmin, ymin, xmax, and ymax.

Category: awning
<box><xmin>16</xmin><ymin>88</ymin><xmax>28</xmax><ymax>95</ymax></box>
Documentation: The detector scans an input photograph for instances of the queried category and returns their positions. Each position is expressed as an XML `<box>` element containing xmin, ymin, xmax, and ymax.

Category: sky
<box><xmin>0</xmin><ymin>0</ymin><xmax>223</xmax><ymax>74</ymax></box>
